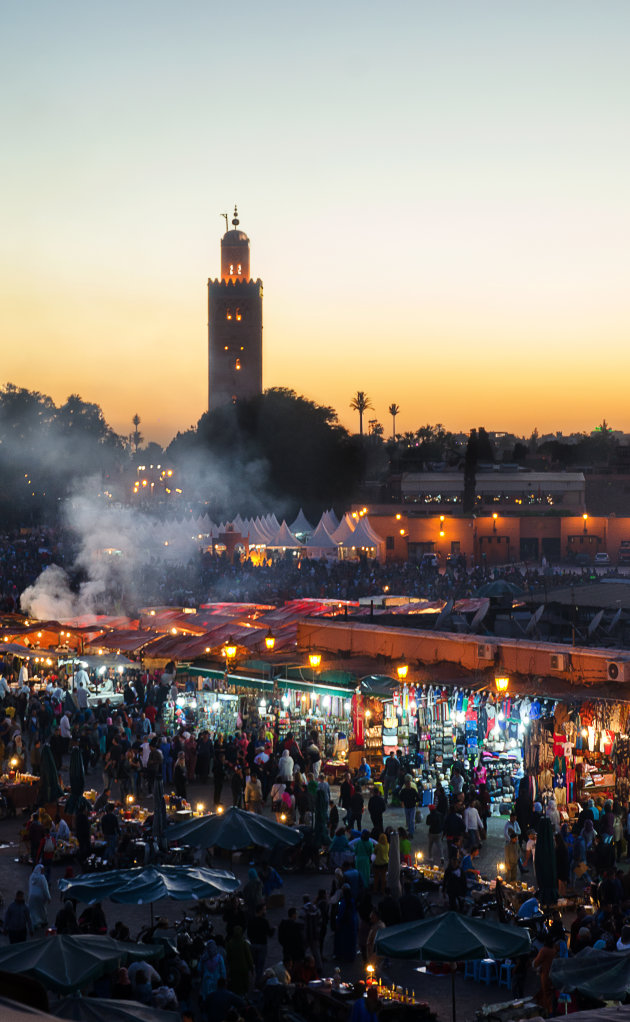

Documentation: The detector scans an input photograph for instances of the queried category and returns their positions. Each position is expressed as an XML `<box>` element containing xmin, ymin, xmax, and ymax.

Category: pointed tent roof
<box><xmin>232</xmin><ymin>514</ymin><xmax>245</xmax><ymax>533</ymax></box>
<box><xmin>289</xmin><ymin>508</ymin><xmax>313</xmax><ymax>537</ymax></box>
<box><xmin>306</xmin><ymin>520</ymin><xmax>339</xmax><ymax>551</ymax></box>
<box><xmin>357</xmin><ymin>515</ymin><xmax>384</xmax><ymax>545</ymax></box>
<box><xmin>339</xmin><ymin>515</ymin><xmax>383</xmax><ymax>551</ymax></box>
<box><xmin>331</xmin><ymin>513</ymin><xmax>356</xmax><ymax>545</ymax></box>
<box><xmin>267</xmin><ymin>520</ymin><xmax>302</xmax><ymax>549</ymax></box>
<box><xmin>255</xmin><ymin>516</ymin><xmax>274</xmax><ymax>541</ymax></box>
<box><xmin>323</xmin><ymin>508</ymin><xmax>340</xmax><ymax>531</ymax></box>
<box><xmin>265</xmin><ymin>513</ymin><xmax>280</xmax><ymax>534</ymax></box>
<box><xmin>245</xmin><ymin>519</ymin><xmax>268</xmax><ymax>547</ymax></box>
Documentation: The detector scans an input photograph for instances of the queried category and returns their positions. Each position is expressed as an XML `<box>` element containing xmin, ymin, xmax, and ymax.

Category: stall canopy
<box><xmin>58</xmin><ymin>865</ymin><xmax>239</xmax><ymax>906</ymax></box>
<box><xmin>550</xmin><ymin>947</ymin><xmax>630</xmax><ymax>1001</ymax></box>
<box><xmin>53</xmin><ymin>998</ymin><xmax>179</xmax><ymax>1022</ymax></box>
<box><xmin>0</xmin><ymin>935</ymin><xmax>163</xmax><ymax>995</ymax></box>
<box><xmin>267</xmin><ymin>521</ymin><xmax>302</xmax><ymax>549</ymax></box>
<box><xmin>167</xmin><ymin>806</ymin><xmax>303</xmax><ymax>850</ymax></box>
<box><xmin>305</xmin><ymin>520</ymin><xmax>338</xmax><ymax>555</ymax></box>
<box><xmin>289</xmin><ymin>508</ymin><xmax>313</xmax><ymax>537</ymax></box>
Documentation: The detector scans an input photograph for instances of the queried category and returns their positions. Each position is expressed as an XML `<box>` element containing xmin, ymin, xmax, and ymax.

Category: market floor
<box><xmin>0</xmin><ymin>784</ymin><xmax>539</xmax><ymax>1021</ymax></box>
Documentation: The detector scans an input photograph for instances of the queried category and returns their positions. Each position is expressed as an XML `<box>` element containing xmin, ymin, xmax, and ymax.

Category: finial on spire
<box><xmin>232</xmin><ymin>205</ymin><xmax>239</xmax><ymax>228</ymax></box>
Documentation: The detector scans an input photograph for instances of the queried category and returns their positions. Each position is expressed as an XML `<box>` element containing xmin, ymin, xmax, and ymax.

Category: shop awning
<box><xmin>176</xmin><ymin>664</ymin><xmax>273</xmax><ymax>692</ymax></box>
<box><xmin>276</xmin><ymin>675</ymin><xmax>355</xmax><ymax>698</ymax></box>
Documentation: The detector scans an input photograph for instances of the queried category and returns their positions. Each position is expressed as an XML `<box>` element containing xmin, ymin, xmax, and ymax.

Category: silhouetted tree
<box><xmin>350</xmin><ymin>391</ymin><xmax>373</xmax><ymax>436</ymax></box>
<box><xmin>388</xmin><ymin>403</ymin><xmax>400</xmax><ymax>440</ymax></box>
<box><xmin>131</xmin><ymin>413</ymin><xmax>143</xmax><ymax>453</ymax></box>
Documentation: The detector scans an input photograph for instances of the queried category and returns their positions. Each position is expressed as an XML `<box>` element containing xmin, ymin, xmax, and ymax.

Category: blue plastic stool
<box><xmin>557</xmin><ymin>993</ymin><xmax>572</xmax><ymax>1014</ymax></box>
<box><xmin>498</xmin><ymin>960</ymin><xmax>514</xmax><ymax>990</ymax></box>
<box><xmin>477</xmin><ymin>959</ymin><xmax>497</xmax><ymax>985</ymax></box>
<box><xmin>464</xmin><ymin>960</ymin><xmax>480</xmax><ymax>980</ymax></box>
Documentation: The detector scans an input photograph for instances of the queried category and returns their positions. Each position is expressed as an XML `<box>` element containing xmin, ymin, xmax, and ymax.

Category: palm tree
<box><xmin>131</xmin><ymin>413</ymin><xmax>143</xmax><ymax>453</ymax></box>
<box><xmin>350</xmin><ymin>391</ymin><xmax>373</xmax><ymax>436</ymax></box>
<box><xmin>388</xmin><ymin>403</ymin><xmax>400</xmax><ymax>441</ymax></box>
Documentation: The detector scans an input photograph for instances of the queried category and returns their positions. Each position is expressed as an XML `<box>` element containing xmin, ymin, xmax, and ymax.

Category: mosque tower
<box><xmin>207</xmin><ymin>207</ymin><xmax>263</xmax><ymax>410</ymax></box>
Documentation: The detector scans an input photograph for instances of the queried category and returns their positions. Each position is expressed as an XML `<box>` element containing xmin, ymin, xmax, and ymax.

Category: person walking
<box><xmin>247</xmin><ymin>902</ymin><xmax>274</xmax><ymax>987</ymax></box>
<box><xmin>373</xmin><ymin>833</ymin><xmax>390</xmax><ymax>894</ymax></box>
<box><xmin>27</xmin><ymin>864</ymin><xmax>51</xmax><ymax>929</ymax></box>
<box><xmin>399</xmin><ymin>776</ymin><xmax>420</xmax><ymax>838</ymax></box>
<box><xmin>3</xmin><ymin>890</ymin><xmax>33</xmax><ymax>943</ymax></box>
<box><xmin>425</xmin><ymin>803</ymin><xmax>445</xmax><ymax>864</ymax></box>
<box><xmin>173</xmin><ymin>751</ymin><xmax>187</xmax><ymax>799</ymax></box>
<box><xmin>382</xmin><ymin>750</ymin><xmax>400</xmax><ymax>806</ymax></box>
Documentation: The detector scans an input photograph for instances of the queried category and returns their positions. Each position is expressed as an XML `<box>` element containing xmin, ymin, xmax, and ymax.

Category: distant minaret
<box><xmin>208</xmin><ymin>207</ymin><xmax>263</xmax><ymax>410</ymax></box>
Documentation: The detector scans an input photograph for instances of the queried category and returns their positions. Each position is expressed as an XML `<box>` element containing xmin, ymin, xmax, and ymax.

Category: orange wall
<box><xmin>360</xmin><ymin>509</ymin><xmax>630</xmax><ymax>564</ymax></box>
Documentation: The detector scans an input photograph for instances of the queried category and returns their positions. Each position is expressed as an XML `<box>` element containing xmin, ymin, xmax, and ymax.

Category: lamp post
<box><xmin>264</xmin><ymin>629</ymin><xmax>276</xmax><ymax>652</ymax></box>
<box><xmin>583</xmin><ymin>513</ymin><xmax>588</xmax><ymax>534</ymax></box>
<box><xmin>495</xmin><ymin>675</ymin><xmax>509</xmax><ymax>696</ymax></box>
<box><xmin>396</xmin><ymin>663</ymin><xmax>409</xmax><ymax>682</ymax></box>
<box><xmin>222</xmin><ymin>637</ymin><xmax>237</xmax><ymax>676</ymax></box>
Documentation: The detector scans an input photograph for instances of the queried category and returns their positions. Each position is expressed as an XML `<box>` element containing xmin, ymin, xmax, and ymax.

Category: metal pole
<box><xmin>451</xmin><ymin>964</ymin><xmax>456</xmax><ymax>1022</ymax></box>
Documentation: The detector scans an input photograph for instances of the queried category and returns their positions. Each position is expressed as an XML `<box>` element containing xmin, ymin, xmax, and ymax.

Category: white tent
<box><xmin>322</xmin><ymin>508</ymin><xmax>340</xmax><ymax>532</ymax></box>
<box><xmin>255</xmin><ymin>516</ymin><xmax>274</xmax><ymax>541</ymax></box>
<box><xmin>305</xmin><ymin>520</ymin><xmax>339</xmax><ymax>558</ymax></box>
<box><xmin>331</xmin><ymin>513</ymin><xmax>356</xmax><ymax>545</ymax></box>
<box><xmin>289</xmin><ymin>508</ymin><xmax>313</xmax><ymax>537</ymax></box>
<box><xmin>264</xmin><ymin>513</ymin><xmax>281</xmax><ymax>535</ymax></box>
<box><xmin>267</xmin><ymin>520</ymin><xmax>302</xmax><ymax>549</ymax></box>
<box><xmin>339</xmin><ymin>515</ymin><xmax>384</xmax><ymax>558</ymax></box>
<box><xmin>245</xmin><ymin>518</ymin><xmax>269</xmax><ymax>547</ymax></box>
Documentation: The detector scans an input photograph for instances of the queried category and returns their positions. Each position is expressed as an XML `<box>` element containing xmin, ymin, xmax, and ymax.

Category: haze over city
<box><xmin>2</xmin><ymin>1</ymin><xmax>629</xmax><ymax>443</ymax></box>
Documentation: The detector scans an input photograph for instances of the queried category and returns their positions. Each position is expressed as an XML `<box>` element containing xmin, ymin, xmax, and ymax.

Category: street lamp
<box><xmin>264</xmin><ymin>629</ymin><xmax>276</xmax><ymax>652</ymax></box>
<box><xmin>439</xmin><ymin>514</ymin><xmax>445</xmax><ymax>538</ymax></box>
<box><xmin>583</xmin><ymin>513</ymin><xmax>588</xmax><ymax>533</ymax></box>
<box><xmin>309</xmin><ymin>652</ymin><xmax>321</xmax><ymax>670</ymax></box>
<box><xmin>396</xmin><ymin>663</ymin><xmax>409</xmax><ymax>681</ymax></box>
<box><xmin>495</xmin><ymin>675</ymin><xmax>509</xmax><ymax>695</ymax></box>
<box><xmin>492</xmin><ymin>513</ymin><xmax>498</xmax><ymax>533</ymax></box>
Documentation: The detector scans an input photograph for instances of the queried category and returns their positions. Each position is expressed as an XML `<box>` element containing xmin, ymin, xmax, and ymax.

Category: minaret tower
<box><xmin>208</xmin><ymin>207</ymin><xmax>263</xmax><ymax>410</ymax></box>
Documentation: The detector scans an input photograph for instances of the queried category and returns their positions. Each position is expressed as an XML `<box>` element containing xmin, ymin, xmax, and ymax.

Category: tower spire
<box><xmin>232</xmin><ymin>205</ymin><xmax>239</xmax><ymax>228</ymax></box>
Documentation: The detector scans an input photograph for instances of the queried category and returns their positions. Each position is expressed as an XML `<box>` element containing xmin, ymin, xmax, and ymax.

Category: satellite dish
<box><xmin>434</xmin><ymin>598</ymin><xmax>454</xmax><ymax>631</ymax></box>
<box><xmin>607</xmin><ymin>607</ymin><xmax>622</xmax><ymax>634</ymax></box>
<box><xmin>468</xmin><ymin>602</ymin><xmax>490</xmax><ymax>634</ymax></box>
<box><xmin>525</xmin><ymin>605</ymin><xmax>545</xmax><ymax>636</ymax></box>
<box><xmin>587</xmin><ymin>609</ymin><xmax>604</xmax><ymax>638</ymax></box>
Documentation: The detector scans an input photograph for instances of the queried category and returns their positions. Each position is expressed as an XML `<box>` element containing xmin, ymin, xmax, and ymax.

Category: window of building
<box><xmin>229</xmin><ymin>264</ymin><xmax>234</xmax><ymax>274</ymax></box>
<box><xmin>386</xmin><ymin>536</ymin><xmax>394</xmax><ymax>550</ymax></box>
<box><xmin>450</xmin><ymin>541</ymin><xmax>460</xmax><ymax>554</ymax></box>
<box><xmin>235</xmin><ymin>358</ymin><xmax>241</xmax><ymax>371</ymax></box>
<box><xmin>236</xmin><ymin>308</ymin><xmax>242</xmax><ymax>321</ymax></box>
<box><xmin>226</xmin><ymin>308</ymin><xmax>232</xmax><ymax>320</ymax></box>
<box><xmin>237</xmin><ymin>263</ymin><xmax>242</xmax><ymax>274</ymax></box>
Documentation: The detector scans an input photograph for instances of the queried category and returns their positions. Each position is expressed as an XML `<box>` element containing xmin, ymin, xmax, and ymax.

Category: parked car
<box><xmin>594</xmin><ymin>552</ymin><xmax>611</xmax><ymax>565</ymax></box>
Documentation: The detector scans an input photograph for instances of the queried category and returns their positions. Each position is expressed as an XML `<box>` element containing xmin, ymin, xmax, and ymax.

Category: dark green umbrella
<box><xmin>65</xmin><ymin>747</ymin><xmax>86</xmax><ymax>815</ymax></box>
<box><xmin>550</xmin><ymin>947</ymin><xmax>630</xmax><ymax>1001</ymax></box>
<box><xmin>375</xmin><ymin>912</ymin><xmax>531</xmax><ymax>1022</ymax></box>
<box><xmin>534</xmin><ymin>817</ymin><xmax>558</xmax><ymax>905</ymax></box>
<box><xmin>59</xmin><ymin>864</ymin><xmax>239</xmax><ymax>905</ymax></box>
<box><xmin>151</xmin><ymin>775</ymin><xmax>168</xmax><ymax>856</ymax></box>
<box><xmin>39</xmin><ymin>744</ymin><xmax>63</xmax><ymax>805</ymax></box>
<box><xmin>476</xmin><ymin>580</ymin><xmax>523</xmax><ymax>598</ymax></box>
<box><xmin>0</xmin><ymin>935</ymin><xmax>163</xmax><ymax>995</ymax></box>
<box><xmin>53</xmin><ymin>997</ymin><xmax>178</xmax><ymax>1022</ymax></box>
<box><xmin>166</xmin><ymin>805</ymin><xmax>303</xmax><ymax>850</ymax></box>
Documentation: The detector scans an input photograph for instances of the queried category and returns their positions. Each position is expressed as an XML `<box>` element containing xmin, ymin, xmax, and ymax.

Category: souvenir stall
<box><xmin>523</xmin><ymin>696</ymin><xmax>630</xmax><ymax>818</ymax></box>
<box><xmin>273</xmin><ymin>680</ymin><xmax>354</xmax><ymax>759</ymax></box>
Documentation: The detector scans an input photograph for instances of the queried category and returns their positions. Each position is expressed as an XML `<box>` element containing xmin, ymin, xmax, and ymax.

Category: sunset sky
<box><xmin>2</xmin><ymin>2</ymin><xmax>629</xmax><ymax>445</ymax></box>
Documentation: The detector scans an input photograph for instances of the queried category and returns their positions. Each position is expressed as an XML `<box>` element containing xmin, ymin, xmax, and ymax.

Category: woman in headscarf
<box><xmin>242</xmin><ymin>867</ymin><xmax>264</xmax><ymax>917</ymax></box>
<box><xmin>313</xmin><ymin>776</ymin><xmax>330</xmax><ymax>849</ymax></box>
<box><xmin>173</xmin><ymin>752</ymin><xmax>187</xmax><ymax>799</ymax></box>
<box><xmin>28</xmin><ymin>863</ymin><xmax>51</xmax><ymax>928</ymax></box>
<box><xmin>373</xmin><ymin>833</ymin><xmax>390</xmax><ymax>894</ymax></box>
<box><xmin>226</xmin><ymin>924</ymin><xmax>254</xmax><ymax>996</ymax></box>
<box><xmin>334</xmin><ymin>885</ymin><xmax>358</xmax><ymax>962</ymax></box>
<box><xmin>354</xmin><ymin>830</ymin><xmax>375</xmax><ymax>890</ymax></box>
<box><xmin>278</xmin><ymin>748</ymin><xmax>294</xmax><ymax>783</ymax></box>
<box><xmin>328</xmin><ymin>827</ymin><xmax>352</xmax><ymax>871</ymax></box>
<box><xmin>199</xmin><ymin>939</ymin><xmax>226</xmax><ymax>1002</ymax></box>
<box><xmin>270</xmin><ymin>776</ymin><xmax>286</xmax><ymax>821</ymax></box>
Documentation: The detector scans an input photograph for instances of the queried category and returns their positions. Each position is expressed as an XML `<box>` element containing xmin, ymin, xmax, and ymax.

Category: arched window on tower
<box><xmin>235</xmin><ymin>308</ymin><xmax>242</xmax><ymax>321</ymax></box>
<box><xmin>229</xmin><ymin>264</ymin><xmax>234</xmax><ymax>275</ymax></box>
<box><xmin>226</xmin><ymin>308</ymin><xmax>232</xmax><ymax>320</ymax></box>
<box><xmin>237</xmin><ymin>263</ymin><xmax>242</xmax><ymax>274</ymax></box>
<box><xmin>234</xmin><ymin>358</ymin><xmax>241</xmax><ymax>371</ymax></box>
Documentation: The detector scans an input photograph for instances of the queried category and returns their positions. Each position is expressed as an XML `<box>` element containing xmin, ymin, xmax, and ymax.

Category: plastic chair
<box><xmin>498</xmin><ymin>959</ymin><xmax>514</xmax><ymax>990</ymax></box>
<box><xmin>477</xmin><ymin>959</ymin><xmax>497</xmax><ymax>985</ymax></box>
<box><xmin>464</xmin><ymin>960</ymin><xmax>480</xmax><ymax>980</ymax></box>
<box><xmin>557</xmin><ymin>993</ymin><xmax>572</xmax><ymax>1014</ymax></box>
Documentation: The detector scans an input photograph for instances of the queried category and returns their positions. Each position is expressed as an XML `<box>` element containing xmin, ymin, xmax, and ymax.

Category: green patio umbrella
<box><xmin>53</xmin><ymin>997</ymin><xmax>178</xmax><ymax>1022</ymax></box>
<box><xmin>476</xmin><ymin>580</ymin><xmax>523</xmax><ymax>598</ymax></box>
<box><xmin>166</xmin><ymin>805</ymin><xmax>303</xmax><ymax>850</ymax></box>
<box><xmin>39</xmin><ymin>744</ymin><xmax>64</xmax><ymax>805</ymax></box>
<box><xmin>534</xmin><ymin>817</ymin><xmax>558</xmax><ymax>905</ymax></box>
<box><xmin>65</xmin><ymin>747</ymin><xmax>86</xmax><ymax>815</ymax></box>
<box><xmin>375</xmin><ymin>912</ymin><xmax>531</xmax><ymax>1022</ymax></box>
<box><xmin>0</xmin><ymin>935</ymin><xmax>163</xmax><ymax>995</ymax></box>
<box><xmin>59</xmin><ymin>864</ymin><xmax>239</xmax><ymax>923</ymax></box>
<box><xmin>550</xmin><ymin>947</ymin><xmax>630</xmax><ymax>1001</ymax></box>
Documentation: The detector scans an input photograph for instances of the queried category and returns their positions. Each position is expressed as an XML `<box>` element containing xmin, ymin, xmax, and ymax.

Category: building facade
<box><xmin>208</xmin><ymin>208</ymin><xmax>263</xmax><ymax>410</ymax></box>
